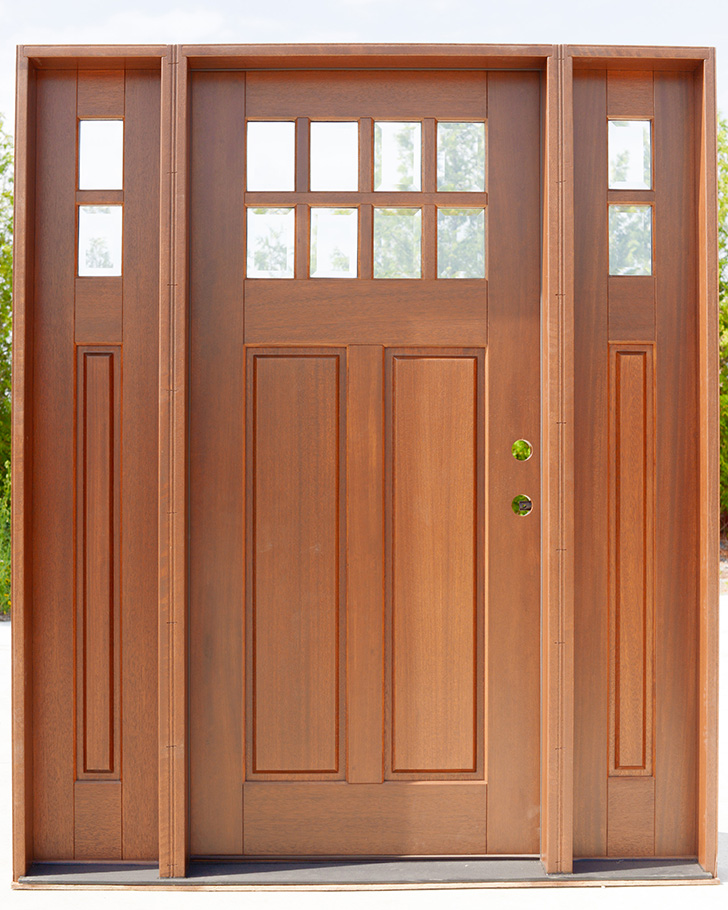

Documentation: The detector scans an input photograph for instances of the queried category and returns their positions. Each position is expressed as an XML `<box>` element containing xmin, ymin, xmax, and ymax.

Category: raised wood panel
<box><xmin>189</xmin><ymin>70</ymin><xmax>246</xmax><ymax>856</ymax></box>
<box><xmin>386</xmin><ymin>350</ymin><xmax>483</xmax><ymax>777</ymax></box>
<box><xmin>244</xmin><ymin>280</ymin><xmax>487</xmax><ymax>346</ymax></box>
<box><xmin>242</xmin><ymin>782</ymin><xmax>487</xmax><ymax>855</ymax></box>
<box><xmin>77</xmin><ymin>70</ymin><xmax>125</xmax><ymax>118</ymax></box>
<box><xmin>246</xmin><ymin>349</ymin><xmax>346</xmax><ymax>778</ymax></box>
<box><xmin>245</xmin><ymin>70</ymin><xmax>488</xmax><ymax>119</ymax></box>
<box><xmin>346</xmin><ymin>346</ymin><xmax>385</xmax><ymax>783</ymax></box>
<box><xmin>609</xmin><ymin>345</ymin><xmax>654</xmax><ymax>776</ymax></box>
<box><xmin>74</xmin><ymin>781</ymin><xmax>122</xmax><ymax>860</ymax></box>
<box><xmin>607</xmin><ymin>777</ymin><xmax>655</xmax><ymax>857</ymax></box>
<box><xmin>607</xmin><ymin>71</ymin><xmax>654</xmax><ymax>117</ymax></box>
<box><xmin>75</xmin><ymin>348</ymin><xmax>121</xmax><ymax>777</ymax></box>
<box><xmin>608</xmin><ymin>276</ymin><xmax>655</xmax><ymax>342</ymax></box>
<box><xmin>75</xmin><ymin>277</ymin><xmax>122</xmax><ymax>344</ymax></box>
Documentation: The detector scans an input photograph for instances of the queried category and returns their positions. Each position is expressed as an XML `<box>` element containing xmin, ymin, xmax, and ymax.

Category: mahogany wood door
<box><xmin>188</xmin><ymin>68</ymin><xmax>541</xmax><ymax>857</ymax></box>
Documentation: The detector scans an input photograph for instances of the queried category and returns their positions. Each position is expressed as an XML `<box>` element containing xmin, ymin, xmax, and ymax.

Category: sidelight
<box><xmin>374</xmin><ymin>121</ymin><xmax>421</xmax><ymax>192</ymax></box>
<box><xmin>608</xmin><ymin>120</ymin><xmax>651</xmax><ymax>191</ymax></box>
<box><xmin>437</xmin><ymin>122</ymin><xmax>486</xmax><ymax>192</ymax></box>
<box><xmin>608</xmin><ymin>204</ymin><xmax>653</xmax><ymax>276</ymax></box>
<box><xmin>77</xmin><ymin>205</ymin><xmax>123</xmax><ymax>277</ymax></box>
<box><xmin>78</xmin><ymin>120</ymin><xmax>124</xmax><ymax>190</ymax></box>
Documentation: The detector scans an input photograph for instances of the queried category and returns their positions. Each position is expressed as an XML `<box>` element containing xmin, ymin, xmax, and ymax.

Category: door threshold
<box><xmin>17</xmin><ymin>858</ymin><xmax>716</xmax><ymax>889</ymax></box>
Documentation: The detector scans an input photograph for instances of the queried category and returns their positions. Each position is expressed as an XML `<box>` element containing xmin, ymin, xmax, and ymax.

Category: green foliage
<box><xmin>719</xmin><ymin>116</ymin><xmax>728</xmax><ymax>531</ymax></box>
<box><xmin>0</xmin><ymin>116</ymin><xmax>11</xmax><ymax>613</ymax></box>
<box><xmin>0</xmin><ymin>462</ymin><xmax>9</xmax><ymax>615</ymax></box>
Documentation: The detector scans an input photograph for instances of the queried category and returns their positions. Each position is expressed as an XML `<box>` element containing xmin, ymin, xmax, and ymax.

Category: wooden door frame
<box><xmin>11</xmin><ymin>42</ymin><xmax>718</xmax><ymax>881</ymax></box>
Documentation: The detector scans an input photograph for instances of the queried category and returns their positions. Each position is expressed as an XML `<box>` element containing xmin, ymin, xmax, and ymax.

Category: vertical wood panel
<box><xmin>572</xmin><ymin>69</ymin><xmax>609</xmax><ymax>858</ymax></box>
<box><xmin>486</xmin><ymin>71</ymin><xmax>541</xmax><ymax>853</ymax></box>
<box><xmin>346</xmin><ymin>345</ymin><xmax>384</xmax><ymax>783</ymax></box>
<box><xmin>607</xmin><ymin>71</ymin><xmax>654</xmax><ymax>117</ymax></box>
<box><xmin>121</xmin><ymin>67</ymin><xmax>160</xmax><ymax>860</ymax></box>
<box><xmin>695</xmin><ymin>52</ymin><xmax>719</xmax><ymax>877</ymax></box>
<box><xmin>12</xmin><ymin>49</ymin><xmax>37</xmax><ymax>879</ymax></box>
<box><xmin>76</xmin><ymin>349</ymin><xmax>120</xmax><ymax>776</ymax></box>
<box><xmin>188</xmin><ymin>70</ymin><xmax>246</xmax><ymax>856</ymax></box>
<box><xmin>386</xmin><ymin>352</ymin><xmax>481</xmax><ymax>775</ymax></box>
<box><xmin>31</xmin><ymin>69</ymin><xmax>76</xmax><ymax>860</ymax></box>
<box><xmin>247</xmin><ymin>349</ymin><xmax>345</xmax><ymax>777</ymax></box>
<box><xmin>653</xmin><ymin>71</ymin><xmax>698</xmax><ymax>857</ymax></box>
<box><xmin>609</xmin><ymin>345</ymin><xmax>654</xmax><ymax>776</ymax></box>
<box><xmin>158</xmin><ymin>44</ymin><xmax>188</xmax><ymax>878</ymax></box>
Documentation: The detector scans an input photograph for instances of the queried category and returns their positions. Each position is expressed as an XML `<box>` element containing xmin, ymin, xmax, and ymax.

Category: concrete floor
<box><xmin>1</xmin><ymin>600</ymin><xmax>727</xmax><ymax>907</ymax></box>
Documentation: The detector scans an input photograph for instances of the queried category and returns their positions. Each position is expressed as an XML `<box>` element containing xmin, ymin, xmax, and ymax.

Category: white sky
<box><xmin>1</xmin><ymin>0</ymin><xmax>727</xmax><ymax>134</ymax></box>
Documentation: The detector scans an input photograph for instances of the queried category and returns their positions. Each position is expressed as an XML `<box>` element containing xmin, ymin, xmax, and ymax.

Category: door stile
<box><xmin>346</xmin><ymin>345</ymin><xmax>385</xmax><ymax>783</ymax></box>
<box><xmin>158</xmin><ymin>43</ymin><xmax>189</xmax><ymax>879</ymax></box>
<box><xmin>540</xmin><ymin>45</ymin><xmax>575</xmax><ymax>874</ymax></box>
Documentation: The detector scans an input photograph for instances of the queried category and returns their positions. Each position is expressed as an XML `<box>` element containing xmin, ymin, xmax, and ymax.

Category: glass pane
<box><xmin>609</xmin><ymin>205</ymin><xmax>652</xmax><ymax>276</ymax></box>
<box><xmin>246</xmin><ymin>122</ymin><xmax>295</xmax><ymax>191</ymax></box>
<box><xmin>608</xmin><ymin>120</ymin><xmax>651</xmax><ymax>190</ymax></box>
<box><xmin>79</xmin><ymin>120</ymin><xmax>124</xmax><ymax>190</ymax></box>
<box><xmin>78</xmin><ymin>205</ymin><xmax>123</xmax><ymax>276</ymax></box>
<box><xmin>437</xmin><ymin>208</ymin><xmax>485</xmax><ymax>278</ymax></box>
<box><xmin>437</xmin><ymin>122</ymin><xmax>485</xmax><ymax>192</ymax></box>
<box><xmin>310</xmin><ymin>122</ymin><xmax>358</xmax><ymax>191</ymax></box>
<box><xmin>246</xmin><ymin>207</ymin><xmax>295</xmax><ymax>278</ymax></box>
<box><xmin>310</xmin><ymin>208</ymin><xmax>358</xmax><ymax>278</ymax></box>
<box><xmin>373</xmin><ymin>208</ymin><xmax>421</xmax><ymax>278</ymax></box>
<box><xmin>374</xmin><ymin>122</ymin><xmax>421</xmax><ymax>192</ymax></box>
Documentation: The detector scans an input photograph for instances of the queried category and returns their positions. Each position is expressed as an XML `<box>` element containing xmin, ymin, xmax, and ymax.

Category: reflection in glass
<box><xmin>246</xmin><ymin>207</ymin><xmax>295</xmax><ymax>278</ymax></box>
<box><xmin>374</xmin><ymin>122</ymin><xmax>421</xmax><ymax>192</ymax></box>
<box><xmin>246</xmin><ymin>121</ymin><xmax>295</xmax><ymax>191</ymax></box>
<box><xmin>608</xmin><ymin>205</ymin><xmax>652</xmax><ymax>276</ymax></box>
<box><xmin>437</xmin><ymin>122</ymin><xmax>485</xmax><ymax>192</ymax></box>
<box><xmin>512</xmin><ymin>494</ymin><xmax>533</xmax><ymax>516</ymax></box>
<box><xmin>79</xmin><ymin>120</ymin><xmax>124</xmax><ymax>190</ymax></box>
<box><xmin>310</xmin><ymin>208</ymin><xmax>358</xmax><ymax>278</ymax></box>
<box><xmin>437</xmin><ymin>208</ymin><xmax>485</xmax><ymax>278</ymax></box>
<box><xmin>512</xmin><ymin>439</ymin><xmax>533</xmax><ymax>461</ymax></box>
<box><xmin>78</xmin><ymin>206</ymin><xmax>123</xmax><ymax>276</ymax></box>
<box><xmin>310</xmin><ymin>122</ymin><xmax>359</xmax><ymax>191</ymax></box>
<box><xmin>373</xmin><ymin>208</ymin><xmax>421</xmax><ymax>278</ymax></box>
<box><xmin>608</xmin><ymin>120</ymin><xmax>651</xmax><ymax>190</ymax></box>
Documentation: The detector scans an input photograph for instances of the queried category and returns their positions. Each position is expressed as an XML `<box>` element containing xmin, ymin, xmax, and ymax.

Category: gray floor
<box><xmin>18</xmin><ymin>857</ymin><xmax>715</xmax><ymax>887</ymax></box>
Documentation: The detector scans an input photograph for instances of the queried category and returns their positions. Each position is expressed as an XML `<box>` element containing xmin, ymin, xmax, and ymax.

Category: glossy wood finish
<box><xmin>74</xmin><ymin>781</ymin><xmax>122</xmax><ymax>860</ymax></box>
<box><xmin>12</xmin><ymin>43</ymin><xmax>718</xmax><ymax>882</ymax></box>
<box><xmin>606</xmin><ymin>777</ymin><xmax>655</xmax><ymax>857</ymax></box>
<box><xmin>486</xmin><ymin>71</ymin><xmax>541</xmax><ymax>855</ymax></box>
<box><xmin>386</xmin><ymin>350</ymin><xmax>484</xmax><ymax>777</ymax></box>
<box><xmin>75</xmin><ymin>348</ymin><xmax>121</xmax><ymax>778</ymax></box>
<box><xmin>246</xmin><ymin>349</ymin><xmax>346</xmax><ymax>778</ymax></box>
<box><xmin>242</xmin><ymin>783</ymin><xmax>487</xmax><ymax>855</ymax></box>
<box><xmin>158</xmin><ymin>45</ymin><xmax>188</xmax><ymax>878</ymax></box>
<box><xmin>608</xmin><ymin>345</ymin><xmax>654</xmax><ymax>776</ymax></box>
<box><xmin>572</xmin><ymin>62</ymin><xmax>703</xmax><ymax>863</ymax></box>
<box><xmin>245</xmin><ymin>281</ymin><xmax>487</xmax><ymax>346</ymax></box>
<box><xmin>346</xmin><ymin>346</ymin><xmax>385</xmax><ymax>784</ymax></box>
<box><xmin>188</xmin><ymin>70</ymin><xmax>245</xmax><ymax>857</ymax></box>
